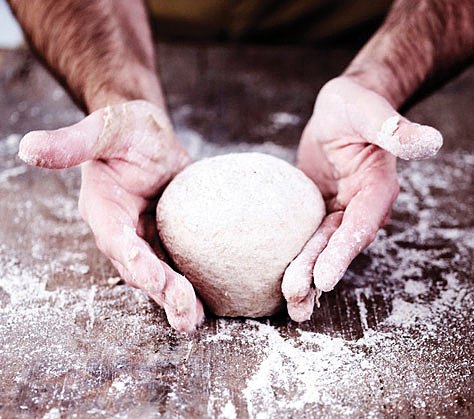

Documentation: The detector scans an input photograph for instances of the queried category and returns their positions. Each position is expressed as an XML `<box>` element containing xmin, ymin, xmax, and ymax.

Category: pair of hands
<box><xmin>19</xmin><ymin>77</ymin><xmax>442</xmax><ymax>331</ymax></box>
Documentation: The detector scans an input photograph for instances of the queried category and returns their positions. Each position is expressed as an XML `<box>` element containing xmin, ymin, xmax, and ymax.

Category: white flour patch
<box><xmin>404</xmin><ymin>279</ymin><xmax>429</xmax><ymax>297</ymax></box>
<box><xmin>0</xmin><ymin>133</ymin><xmax>21</xmax><ymax>155</ymax></box>
<box><xmin>221</xmin><ymin>400</ymin><xmax>237</xmax><ymax>419</ymax></box>
<box><xmin>242</xmin><ymin>322</ymin><xmax>364</xmax><ymax>417</ymax></box>
<box><xmin>0</xmin><ymin>165</ymin><xmax>27</xmax><ymax>183</ymax></box>
<box><xmin>0</xmin><ymin>128</ymin><xmax>472</xmax><ymax>417</ymax></box>
<box><xmin>385</xmin><ymin>297</ymin><xmax>433</xmax><ymax>329</ymax></box>
<box><xmin>269</xmin><ymin>112</ymin><xmax>301</xmax><ymax>128</ymax></box>
<box><xmin>355</xmin><ymin>289</ymin><xmax>370</xmax><ymax>332</ymax></box>
<box><xmin>69</xmin><ymin>262</ymin><xmax>90</xmax><ymax>275</ymax></box>
<box><xmin>204</xmin><ymin>319</ymin><xmax>239</xmax><ymax>343</ymax></box>
<box><xmin>42</xmin><ymin>407</ymin><xmax>61</xmax><ymax>419</ymax></box>
<box><xmin>203</xmin><ymin>151</ymin><xmax>474</xmax><ymax>417</ymax></box>
<box><xmin>109</xmin><ymin>375</ymin><xmax>133</xmax><ymax>395</ymax></box>
<box><xmin>207</xmin><ymin>386</ymin><xmax>237</xmax><ymax>419</ymax></box>
<box><xmin>85</xmin><ymin>285</ymin><xmax>97</xmax><ymax>332</ymax></box>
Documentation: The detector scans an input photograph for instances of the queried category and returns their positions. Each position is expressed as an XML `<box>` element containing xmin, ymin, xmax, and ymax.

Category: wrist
<box><xmin>341</xmin><ymin>7</ymin><xmax>437</xmax><ymax>109</ymax></box>
<box><xmin>83</xmin><ymin>65</ymin><xmax>166</xmax><ymax>112</ymax></box>
<box><xmin>341</xmin><ymin>67</ymin><xmax>406</xmax><ymax>109</ymax></box>
<box><xmin>342</xmin><ymin>45</ymin><xmax>432</xmax><ymax>110</ymax></box>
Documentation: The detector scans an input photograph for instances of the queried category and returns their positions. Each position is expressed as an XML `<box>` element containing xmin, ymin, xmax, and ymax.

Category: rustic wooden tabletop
<box><xmin>0</xmin><ymin>44</ymin><xmax>473</xmax><ymax>418</ymax></box>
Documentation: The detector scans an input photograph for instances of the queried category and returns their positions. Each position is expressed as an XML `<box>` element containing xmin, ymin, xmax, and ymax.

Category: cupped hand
<box><xmin>282</xmin><ymin>76</ymin><xmax>443</xmax><ymax>322</ymax></box>
<box><xmin>18</xmin><ymin>100</ymin><xmax>204</xmax><ymax>332</ymax></box>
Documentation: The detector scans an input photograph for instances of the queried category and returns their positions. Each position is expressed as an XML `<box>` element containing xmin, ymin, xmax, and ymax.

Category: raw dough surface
<box><xmin>157</xmin><ymin>152</ymin><xmax>325</xmax><ymax>317</ymax></box>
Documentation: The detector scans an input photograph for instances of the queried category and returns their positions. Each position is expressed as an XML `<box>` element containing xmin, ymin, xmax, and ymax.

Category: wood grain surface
<box><xmin>0</xmin><ymin>44</ymin><xmax>473</xmax><ymax>418</ymax></box>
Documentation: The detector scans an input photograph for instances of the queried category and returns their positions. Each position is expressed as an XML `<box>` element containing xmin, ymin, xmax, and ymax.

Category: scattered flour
<box><xmin>109</xmin><ymin>375</ymin><xmax>133</xmax><ymax>395</ymax></box>
<box><xmin>269</xmin><ymin>112</ymin><xmax>301</xmax><ymax>128</ymax></box>
<box><xmin>0</xmin><ymin>128</ymin><xmax>472</xmax><ymax>418</ymax></box>
<box><xmin>242</xmin><ymin>322</ymin><xmax>363</xmax><ymax>417</ymax></box>
<box><xmin>42</xmin><ymin>407</ymin><xmax>61</xmax><ymax>419</ymax></box>
<box><xmin>404</xmin><ymin>279</ymin><xmax>429</xmax><ymax>297</ymax></box>
<box><xmin>0</xmin><ymin>133</ymin><xmax>21</xmax><ymax>154</ymax></box>
<box><xmin>207</xmin><ymin>386</ymin><xmax>237</xmax><ymax>419</ymax></box>
<box><xmin>0</xmin><ymin>165</ymin><xmax>27</xmax><ymax>183</ymax></box>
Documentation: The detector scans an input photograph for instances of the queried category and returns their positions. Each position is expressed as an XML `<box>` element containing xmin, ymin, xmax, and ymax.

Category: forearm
<box><xmin>344</xmin><ymin>0</ymin><xmax>474</xmax><ymax>108</ymax></box>
<box><xmin>8</xmin><ymin>0</ymin><xmax>164</xmax><ymax>112</ymax></box>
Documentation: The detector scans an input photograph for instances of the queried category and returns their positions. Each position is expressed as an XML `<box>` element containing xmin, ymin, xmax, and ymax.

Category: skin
<box><xmin>18</xmin><ymin>101</ymin><xmax>204</xmax><ymax>331</ymax></box>
<box><xmin>283</xmin><ymin>0</ymin><xmax>474</xmax><ymax>320</ymax></box>
<box><xmin>7</xmin><ymin>0</ymin><xmax>474</xmax><ymax>329</ymax></box>
<box><xmin>8</xmin><ymin>0</ymin><xmax>204</xmax><ymax>332</ymax></box>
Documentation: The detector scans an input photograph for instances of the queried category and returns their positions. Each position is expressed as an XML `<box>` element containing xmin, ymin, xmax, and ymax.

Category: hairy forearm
<box><xmin>8</xmin><ymin>0</ymin><xmax>164</xmax><ymax>112</ymax></box>
<box><xmin>344</xmin><ymin>0</ymin><xmax>474</xmax><ymax>108</ymax></box>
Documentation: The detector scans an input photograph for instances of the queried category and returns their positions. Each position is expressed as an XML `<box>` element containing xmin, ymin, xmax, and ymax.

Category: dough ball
<box><xmin>157</xmin><ymin>152</ymin><xmax>325</xmax><ymax>317</ymax></box>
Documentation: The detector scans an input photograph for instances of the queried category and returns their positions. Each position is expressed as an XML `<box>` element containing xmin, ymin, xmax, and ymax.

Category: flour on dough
<box><xmin>157</xmin><ymin>152</ymin><xmax>325</xmax><ymax>317</ymax></box>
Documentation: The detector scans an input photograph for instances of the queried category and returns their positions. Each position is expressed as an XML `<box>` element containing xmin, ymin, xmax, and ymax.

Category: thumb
<box><xmin>317</xmin><ymin>77</ymin><xmax>443</xmax><ymax>161</ymax></box>
<box><xmin>18</xmin><ymin>108</ymin><xmax>109</xmax><ymax>169</ymax></box>
<box><xmin>372</xmin><ymin>114</ymin><xmax>443</xmax><ymax>161</ymax></box>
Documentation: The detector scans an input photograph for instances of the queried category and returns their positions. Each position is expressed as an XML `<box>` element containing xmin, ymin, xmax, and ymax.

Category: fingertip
<box><xmin>161</xmin><ymin>268</ymin><xmax>205</xmax><ymax>332</ymax></box>
<box><xmin>18</xmin><ymin>129</ymin><xmax>85</xmax><ymax>169</ymax></box>
<box><xmin>313</xmin><ymin>280</ymin><xmax>337</xmax><ymax>293</ymax></box>
<box><xmin>195</xmin><ymin>298</ymin><xmax>206</xmax><ymax>326</ymax></box>
<box><xmin>166</xmin><ymin>297</ymin><xmax>205</xmax><ymax>333</ymax></box>
<box><xmin>18</xmin><ymin>131</ymin><xmax>53</xmax><ymax>167</ymax></box>
<box><xmin>288</xmin><ymin>305</ymin><xmax>312</xmax><ymax>323</ymax></box>
<box><xmin>375</xmin><ymin>116</ymin><xmax>443</xmax><ymax>161</ymax></box>
<box><xmin>396</xmin><ymin>124</ymin><xmax>443</xmax><ymax>160</ymax></box>
<box><xmin>287</xmin><ymin>288</ymin><xmax>315</xmax><ymax>322</ymax></box>
<box><xmin>282</xmin><ymin>261</ymin><xmax>311</xmax><ymax>302</ymax></box>
<box><xmin>168</xmin><ymin>315</ymin><xmax>197</xmax><ymax>333</ymax></box>
<box><xmin>313</xmin><ymin>255</ymin><xmax>345</xmax><ymax>292</ymax></box>
<box><xmin>313</xmin><ymin>282</ymin><xmax>334</xmax><ymax>293</ymax></box>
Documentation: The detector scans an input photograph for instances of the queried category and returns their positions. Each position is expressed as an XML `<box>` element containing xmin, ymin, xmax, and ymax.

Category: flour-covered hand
<box><xmin>18</xmin><ymin>100</ymin><xmax>204</xmax><ymax>332</ymax></box>
<box><xmin>282</xmin><ymin>77</ymin><xmax>443</xmax><ymax>321</ymax></box>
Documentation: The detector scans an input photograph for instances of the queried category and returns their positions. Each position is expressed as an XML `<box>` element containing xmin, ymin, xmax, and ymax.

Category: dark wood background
<box><xmin>0</xmin><ymin>43</ymin><xmax>473</xmax><ymax>418</ymax></box>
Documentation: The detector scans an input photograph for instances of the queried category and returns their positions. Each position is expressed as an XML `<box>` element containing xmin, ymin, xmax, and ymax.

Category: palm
<box><xmin>282</xmin><ymin>77</ymin><xmax>442</xmax><ymax>322</ymax></box>
<box><xmin>300</xmin><ymin>135</ymin><xmax>397</xmax><ymax>214</ymax></box>
<box><xmin>19</xmin><ymin>100</ymin><xmax>204</xmax><ymax>332</ymax></box>
<box><xmin>79</xmin><ymin>102</ymin><xmax>190</xmax><ymax>264</ymax></box>
<box><xmin>80</xmin><ymin>161</ymin><xmax>167</xmax><ymax>268</ymax></box>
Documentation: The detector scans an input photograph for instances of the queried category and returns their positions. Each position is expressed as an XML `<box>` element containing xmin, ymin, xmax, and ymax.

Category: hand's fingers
<box><xmin>18</xmin><ymin>110</ymin><xmax>110</xmax><ymax>169</ymax></box>
<box><xmin>313</xmin><ymin>181</ymin><xmax>398</xmax><ymax>292</ymax></box>
<box><xmin>136</xmin><ymin>212</ymin><xmax>171</xmax><ymax>263</ymax></box>
<box><xmin>110</xmin><ymin>257</ymin><xmax>204</xmax><ymax>332</ymax></box>
<box><xmin>315</xmin><ymin>78</ymin><xmax>443</xmax><ymax>160</ymax></box>
<box><xmin>287</xmin><ymin>289</ymin><xmax>316</xmax><ymax>323</ymax></box>
<box><xmin>371</xmin><ymin>115</ymin><xmax>443</xmax><ymax>161</ymax></box>
<box><xmin>18</xmin><ymin>101</ymin><xmax>176</xmax><ymax>169</ymax></box>
<box><xmin>282</xmin><ymin>212</ymin><xmax>343</xmax><ymax>322</ymax></box>
<box><xmin>81</xmin><ymin>176</ymin><xmax>204</xmax><ymax>332</ymax></box>
<box><xmin>103</xmin><ymin>218</ymin><xmax>204</xmax><ymax>332</ymax></box>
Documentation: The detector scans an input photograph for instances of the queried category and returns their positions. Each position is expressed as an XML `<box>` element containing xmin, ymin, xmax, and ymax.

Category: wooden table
<box><xmin>0</xmin><ymin>44</ymin><xmax>473</xmax><ymax>418</ymax></box>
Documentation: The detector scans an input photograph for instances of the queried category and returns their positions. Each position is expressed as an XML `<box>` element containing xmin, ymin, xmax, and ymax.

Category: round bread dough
<box><xmin>156</xmin><ymin>152</ymin><xmax>325</xmax><ymax>317</ymax></box>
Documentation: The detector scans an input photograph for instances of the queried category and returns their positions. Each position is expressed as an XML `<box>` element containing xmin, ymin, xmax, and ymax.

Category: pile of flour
<box><xmin>0</xmin><ymin>127</ymin><xmax>472</xmax><ymax>417</ymax></box>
